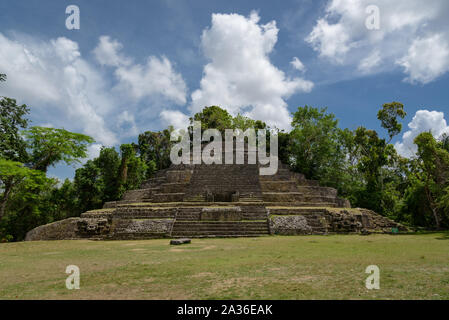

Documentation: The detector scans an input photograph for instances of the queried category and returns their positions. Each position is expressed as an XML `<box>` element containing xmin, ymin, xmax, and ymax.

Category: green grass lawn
<box><xmin>0</xmin><ymin>233</ymin><xmax>448</xmax><ymax>299</ymax></box>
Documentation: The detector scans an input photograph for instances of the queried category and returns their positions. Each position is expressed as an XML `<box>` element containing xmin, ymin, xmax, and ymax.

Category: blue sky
<box><xmin>1</xmin><ymin>0</ymin><xmax>449</xmax><ymax>180</ymax></box>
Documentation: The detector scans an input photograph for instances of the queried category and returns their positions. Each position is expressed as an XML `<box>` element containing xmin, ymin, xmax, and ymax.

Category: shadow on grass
<box><xmin>435</xmin><ymin>231</ymin><xmax>449</xmax><ymax>240</ymax></box>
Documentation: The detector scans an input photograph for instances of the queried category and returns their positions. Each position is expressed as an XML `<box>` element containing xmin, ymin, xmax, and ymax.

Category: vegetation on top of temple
<box><xmin>1</xmin><ymin>73</ymin><xmax>448</xmax><ymax>241</ymax></box>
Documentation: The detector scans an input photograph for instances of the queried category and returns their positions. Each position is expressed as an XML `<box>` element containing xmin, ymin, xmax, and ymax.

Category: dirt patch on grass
<box><xmin>210</xmin><ymin>277</ymin><xmax>262</xmax><ymax>292</ymax></box>
<box><xmin>290</xmin><ymin>275</ymin><xmax>317</xmax><ymax>283</ymax></box>
<box><xmin>200</xmin><ymin>245</ymin><xmax>216</xmax><ymax>250</ymax></box>
<box><xmin>191</xmin><ymin>272</ymin><xmax>216</xmax><ymax>278</ymax></box>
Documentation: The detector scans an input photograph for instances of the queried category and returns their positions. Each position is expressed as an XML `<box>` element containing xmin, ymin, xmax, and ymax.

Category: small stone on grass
<box><xmin>170</xmin><ymin>238</ymin><xmax>191</xmax><ymax>245</ymax></box>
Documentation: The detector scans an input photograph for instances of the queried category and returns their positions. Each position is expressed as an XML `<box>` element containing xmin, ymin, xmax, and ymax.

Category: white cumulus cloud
<box><xmin>160</xmin><ymin>110</ymin><xmax>190</xmax><ymax>131</ymax></box>
<box><xmin>396</xmin><ymin>34</ymin><xmax>449</xmax><ymax>84</ymax></box>
<box><xmin>306</xmin><ymin>0</ymin><xmax>449</xmax><ymax>84</ymax></box>
<box><xmin>93</xmin><ymin>36</ymin><xmax>187</xmax><ymax>105</ymax></box>
<box><xmin>190</xmin><ymin>12</ymin><xmax>313</xmax><ymax>130</ymax></box>
<box><xmin>395</xmin><ymin>110</ymin><xmax>449</xmax><ymax>157</ymax></box>
<box><xmin>115</xmin><ymin>56</ymin><xmax>187</xmax><ymax>105</ymax></box>
<box><xmin>93</xmin><ymin>35</ymin><xmax>131</xmax><ymax>67</ymax></box>
<box><xmin>291</xmin><ymin>57</ymin><xmax>306</xmax><ymax>72</ymax></box>
<box><xmin>0</xmin><ymin>33</ymin><xmax>189</xmax><ymax>151</ymax></box>
<box><xmin>0</xmin><ymin>33</ymin><xmax>118</xmax><ymax>146</ymax></box>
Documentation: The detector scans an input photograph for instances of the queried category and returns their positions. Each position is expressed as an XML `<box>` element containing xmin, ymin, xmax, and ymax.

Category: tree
<box><xmin>24</xmin><ymin>126</ymin><xmax>94</xmax><ymax>172</ymax></box>
<box><xmin>414</xmin><ymin>132</ymin><xmax>449</xmax><ymax>229</ymax></box>
<box><xmin>94</xmin><ymin>147</ymin><xmax>121</xmax><ymax>202</ymax></box>
<box><xmin>0</xmin><ymin>125</ymin><xmax>94</xmax><ymax>223</ymax></box>
<box><xmin>0</xmin><ymin>97</ymin><xmax>30</xmax><ymax>162</ymax></box>
<box><xmin>333</xmin><ymin>128</ymin><xmax>365</xmax><ymax>202</ymax></box>
<box><xmin>74</xmin><ymin>160</ymin><xmax>103</xmax><ymax>213</ymax></box>
<box><xmin>123</xmin><ymin>153</ymin><xmax>147</xmax><ymax>191</ymax></box>
<box><xmin>0</xmin><ymin>125</ymin><xmax>95</xmax><ymax>224</ymax></box>
<box><xmin>118</xmin><ymin>144</ymin><xmax>147</xmax><ymax>195</ymax></box>
<box><xmin>277</xmin><ymin>131</ymin><xmax>292</xmax><ymax>165</ymax></box>
<box><xmin>399</xmin><ymin>172</ymin><xmax>436</xmax><ymax>228</ymax></box>
<box><xmin>289</xmin><ymin>106</ymin><xmax>344</xmax><ymax>183</ymax></box>
<box><xmin>0</xmin><ymin>72</ymin><xmax>29</xmax><ymax>162</ymax></box>
<box><xmin>0</xmin><ymin>158</ymin><xmax>49</xmax><ymax>223</ymax></box>
<box><xmin>377</xmin><ymin>102</ymin><xmax>406</xmax><ymax>143</ymax></box>
<box><xmin>192</xmin><ymin>106</ymin><xmax>233</xmax><ymax>133</ymax></box>
<box><xmin>232</xmin><ymin>113</ymin><xmax>266</xmax><ymax>131</ymax></box>
<box><xmin>138</xmin><ymin>129</ymin><xmax>173</xmax><ymax>174</ymax></box>
<box><xmin>440</xmin><ymin>133</ymin><xmax>449</xmax><ymax>153</ymax></box>
<box><xmin>353</xmin><ymin>127</ymin><xmax>391</xmax><ymax>212</ymax></box>
<box><xmin>46</xmin><ymin>179</ymin><xmax>78</xmax><ymax>221</ymax></box>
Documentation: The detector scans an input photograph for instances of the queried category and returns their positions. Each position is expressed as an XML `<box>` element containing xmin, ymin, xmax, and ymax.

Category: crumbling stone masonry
<box><xmin>26</xmin><ymin>157</ymin><xmax>407</xmax><ymax>240</ymax></box>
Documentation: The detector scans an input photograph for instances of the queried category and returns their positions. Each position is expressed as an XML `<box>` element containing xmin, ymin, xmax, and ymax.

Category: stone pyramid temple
<box><xmin>26</xmin><ymin>147</ymin><xmax>406</xmax><ymax>240</ymax></box>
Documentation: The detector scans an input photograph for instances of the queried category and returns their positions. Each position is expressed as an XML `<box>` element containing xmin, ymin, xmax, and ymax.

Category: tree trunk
<box><xmin>424</xmin><ymin>184</ymin><xmax>441</xmax><ymax>229</ymax></box>
<box><xmin>0</xmin><ymin>179</ymin><xmax>13</xmax><ymax>222</ymax></box>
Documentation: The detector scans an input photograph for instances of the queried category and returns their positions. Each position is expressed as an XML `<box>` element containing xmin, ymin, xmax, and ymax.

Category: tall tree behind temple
<box><xmin>118</xmin><ymin>143</ymin><xmax>147</xmax><ymax>195</ymax></box>
<box><xmin>95</xmin><ymin>147</ymin><xmax>121</xmax><ymax>202</ymax></box>
<box><xmin>138</xmin><ymin>130</ymin><xmax>172</xmax><ymax>175</ymax></box>
<box><xmin>413</xmin><ymin>132</ymin><xmax>449</xmax><ymax>229</ymax></box>
<box><xmin>289</xmin><ymin>106</ymin><xmax>345</xmax><ymax>186</ymax></box>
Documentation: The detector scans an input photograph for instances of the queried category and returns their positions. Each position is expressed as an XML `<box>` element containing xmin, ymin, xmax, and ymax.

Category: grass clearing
<box><xmin>0</xmin><ymin>233</ymin><xmax>448</xmax><ymax>299</ymax></box>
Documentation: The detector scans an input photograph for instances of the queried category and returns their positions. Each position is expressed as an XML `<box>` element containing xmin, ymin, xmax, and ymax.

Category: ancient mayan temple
<box><xmin>26</xmin><ymin>147</ymin><xmax>406</xmax><ymax>240</ymax></box>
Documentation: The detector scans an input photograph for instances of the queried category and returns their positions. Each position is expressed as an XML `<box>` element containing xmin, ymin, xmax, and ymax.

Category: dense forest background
<box><xmin>1</xmin><ymin>73</ymin><xmax>448</xmax><ymax>241</ymax></box>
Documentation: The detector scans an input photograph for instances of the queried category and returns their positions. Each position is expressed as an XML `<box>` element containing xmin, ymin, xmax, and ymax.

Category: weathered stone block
<box><xmin>270</xmin><ymin>215</ymin><xmax>313</xmax><ymax>235</ymax></box>
<box><xmin>113</xmin><ymin>218</ymin><xmax>174</xmax><ymax>235</ymax></box>
<box><xmin>77</xmin><ymin>218</ymin><xmax>111</xmax><ymax>237</ymax></box>
<box><xmin>25</xmin><ymin>218</ymin><xmax>81</xmax><ymax>241</ymax></box>
<box><xmin>170</xmin><ymin>238</ymin><xmax>191</xmax><ymax>245</ymax></box>
<box><xmin>200</xmin><ymin>207</ymin><xmax>242</xmax><ymax>221</ymax></box>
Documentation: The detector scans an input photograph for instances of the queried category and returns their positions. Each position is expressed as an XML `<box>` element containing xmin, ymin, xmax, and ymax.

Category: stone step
<box><xmin>107</xmin><ymin>232</ymin><xmax>167</xmax><ymax>240</ymax></box>
<box><xmin>303</xmin><ymin>195</ymin><xmax>338</xmax><ymax>203</ymax></box>
<box><xmin>152</xmin><ymin>193</ymin><xmax>185</xmax><ymax>202</ymax></box>
<box><xmin>263</xmin><ymin>192</ymin><xmax>304</xmax><ymax>202</ymax></box>
<box><xmin>184</xmin><ymin>195</ymin><xmax>206</xmax><ymax>202</ymax></box>
<box><xmin>172</xmin><ymin>222</ymin><xmax>268</xmax><ymax>228</ymax></box>
<box><xmin>172</xmin><ymin>228</ymin><xmax>268</xmax><ymax>233</ymax></box>
<box><xmin>158</xmin><ymin>183</ymin><xmax>188</xmax><ymax>193</ymax></box>
<box><xmin>171</xmin><ymin>234</ymin><xmax>268</xmax><ymax>238</ymax></box>
<box><xmin>122</xmin><ymin>189</ymin><xmax>151</xmax><ymax>201</ymax></box>
<box><xmin>141</xmin><ymin>177</ymin><xmax>167</xmax><ymax>188</ymax></box>
<box><xmin>260</xmin><ymin>181</ymin><xmax>298</xmax><ymax>192</ymax></box>
<box><xmin>173</xmin><ymin>221</ymin><xmax>268</xmax><ymax>226</ymax></box>
<box><xmin>264</xmin><ymin>174</ymin><xmax>292</xmax><ymax>179</ymax></box>
<box><xmin>239</xmin><ymin>198</ymin><xmax>263</xmax><ymax>202</ymax></box>
<box><xmin>296</xmin><ymin>186</ymin><xmax>338</xmax><ymax>197</ymax></box>
<box><xmin>172</xmin><ymin>225</ymin><xmax>268</xmax><ymax>230</ymax></box>
<box><xmin>268</xmin><ymin>207</ymin><xmax>328</xmax><ymax>215</ymax></box>
<box><xmin>302</xmin><ymin>179</ymin><xmax>320</xmax><ymax>186</ymax></box>
<box><xmin>172</xmin><ymin>228</ymin><xmax>269</xmax><ymax>233</ymax></box>
<box><xmin>171</xmin><ymin>232</ymin><xmax>269</xmax><ymax>237</ymax></box>
<box><xmin>264</xmin><ymin>202</ymin><xmax>337</xmax><ymax>207</ymax></box>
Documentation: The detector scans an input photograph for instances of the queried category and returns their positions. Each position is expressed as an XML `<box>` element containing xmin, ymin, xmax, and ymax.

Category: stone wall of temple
<box><xmin>25</xmin><ymin>155</ymin><xmax>408</xmax><ymax>240</ymax></box>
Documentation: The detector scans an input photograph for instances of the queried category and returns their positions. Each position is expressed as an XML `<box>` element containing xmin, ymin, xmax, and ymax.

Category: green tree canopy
<box><xmin>413</xmin><ymin>131</ymin><xmax>449</xmax><ymax>228</ymax></box>
<box><xmin>0</xmin><ymin>97</ymin><xmax>30</xmax><ymax>162</ymax></box>
<box><xmin>138</xmin><ymin>129</ymin><xmax>172</xmax><ymax>174</ymax></box>
<box><xmin>192</xmin><ymin>106</ymin><xmax>234</xmax><ymax>132</ymax></box>
<box><xmin>377</xmin><ymin>102</ymin><xmax>406</xmax><ymax>143</ymax></box>
<box><xmin>0</xmin><ymin>158</ymin><xmax>49</xmax><ymax>222</ymax></box>
<box><xmin>24</xmin><ymin>126</ymin><xmax>94</xmax><ymax>172</ymax></box>
<box><xmin>289</xmin><ymin>106</ymin><xmax>343</xmax><ymax>182</ymax></box>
